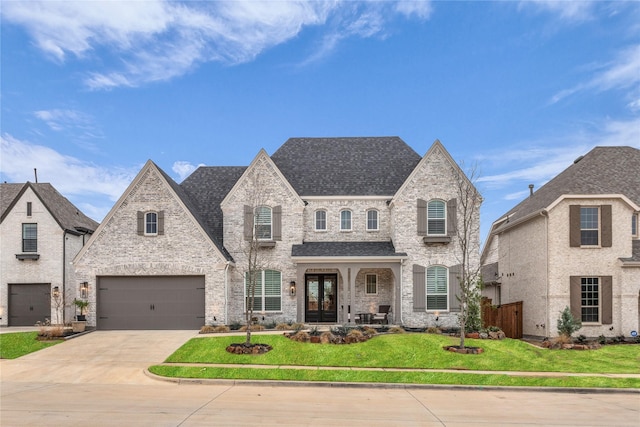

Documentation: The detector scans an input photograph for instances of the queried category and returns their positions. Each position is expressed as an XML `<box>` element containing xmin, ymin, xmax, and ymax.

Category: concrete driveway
<box><xmin>0</xmin><ymin>330</ymin><xmax>198</xmax><ymax>385</ymax></box>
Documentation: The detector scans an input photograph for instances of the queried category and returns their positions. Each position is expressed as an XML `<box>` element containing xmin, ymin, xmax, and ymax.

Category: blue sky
<box><xmin>1</xmin><ymin>1</ymin><xmax>639</xmax><ymax>243</ymax></box>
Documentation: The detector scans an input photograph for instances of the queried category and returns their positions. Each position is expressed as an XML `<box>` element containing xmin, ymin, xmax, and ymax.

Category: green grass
<box><xmin>152</xmin><ymin>333</ymin><xmax>640</xmax><ymax>388</ymax></box>
<box><xmin>0</xmin><ymin>332</ymin><xmax>63</xmax><ymax>359</ymax></box>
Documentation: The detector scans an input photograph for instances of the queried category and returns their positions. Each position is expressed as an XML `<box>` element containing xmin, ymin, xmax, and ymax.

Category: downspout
<box><xmin>544</xmin><ymin>210</ymin><xmax>550</xmax><ymax>338</ymax></box>
<box><xmin>399</xmin><ymin>261</ymin><xmax>404</xmax><ymax>325</ymax></box>
<box><xmin>62</xmin><ymin>230</ymin><xmax>67</xmax><ymax>324</ymax></box>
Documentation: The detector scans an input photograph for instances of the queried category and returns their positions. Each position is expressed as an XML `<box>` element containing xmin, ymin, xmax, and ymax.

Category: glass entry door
<box><xmin>305</xmin><ymin>274</ymin><xmax>337</xmax><ymax>322</ymax></box>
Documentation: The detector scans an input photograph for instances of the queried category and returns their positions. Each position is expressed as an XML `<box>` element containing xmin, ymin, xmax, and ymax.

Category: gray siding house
<box><xmin>482</xmin><ymin>146</ymin><xmax>640</xmax><ymax>338</ymax></box>
<box><xmin>73</xmin><ymin>137</ymin><xmax>480</xmax><ymax>330</ymax></box>
<box><xmin>0</xmin><ymin>183</ymin><xmax>98</xmax><ymax>326</ymax></box>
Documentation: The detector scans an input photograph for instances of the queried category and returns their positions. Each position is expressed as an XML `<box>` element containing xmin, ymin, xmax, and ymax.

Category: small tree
<box><xmin>557</xmin><ymin>306</ymin><xmax>582</xmax><ymax>338</ymax></box>
<box><xmin>452</xmin><ymin>161</ymin><xmax>483</xmax><ymax>349</ymax></box>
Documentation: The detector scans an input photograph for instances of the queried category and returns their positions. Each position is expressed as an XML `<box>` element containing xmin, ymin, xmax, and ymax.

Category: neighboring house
<box><xmin>0</xmin><ymin>182</ymin><xmax>98</xmax><ymax>326</ymax></box>
<box><xmin>481</xmin><ymin>146</ymin><xmax>640</xmax><ymax>338</ymax></box>
<box><xmin>73</xmin><ymin>137</ymin><xmax>480</xmax><ymax>330</ymax></box>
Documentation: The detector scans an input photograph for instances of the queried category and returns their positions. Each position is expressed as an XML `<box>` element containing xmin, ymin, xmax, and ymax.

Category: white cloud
<box><xmin>519</xmin><ymin>0</ymin><xmax>595</xmax><ymax>22</ymax></box>
<box><xmin>551</xmin><ymin>44</ymin><xmax>640</xmax><ymax>105</ymax></box>
<box><xmin>172</xmin><ymin>161</ymin><xmax>204</xmax><ymax>181</ymax></box>
<box><xmin>34</xmin><ymin>109</ymin><xmax>95</xmax><ymax>132</ymax></box>
<box><xmin>0</xmin><ymin>134</ymin><xmax>137</xmax><ymax>220</ymax></box>
<box><xmin>2</xmin><ymin>1</ymin><xmax>432</xmax><ymax>89</ymax></box>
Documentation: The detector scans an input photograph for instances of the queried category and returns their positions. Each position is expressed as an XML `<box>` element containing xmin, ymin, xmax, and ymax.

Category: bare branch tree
<box><xmin>453</xmin><ymin>161</ymin><xmax>483</xmax><ymax>349</ymax></box>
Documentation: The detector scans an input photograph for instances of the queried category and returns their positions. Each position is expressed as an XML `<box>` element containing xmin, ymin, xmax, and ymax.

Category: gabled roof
<box><xmin>271</xmin><ymin>137</ymin><xmax>422</xmax><ymax>196</ymax></box>
<box><xmin>0</xmin><ymin>182</ymin><xmax>98</xmax><ymax>234</ymax></box>
<box><xmin>180</xmin><ymin>165</ymin><xmax>247</xmax><ymax>248</ymax></box>
<box><xmin>492</xmin><ymin>146</ymin><xmax>640</xmax><ymax>235</ymax></box>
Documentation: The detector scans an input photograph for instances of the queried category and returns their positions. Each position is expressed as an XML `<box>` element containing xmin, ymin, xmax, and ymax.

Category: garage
<box><xmin>9</xmin><ymin>284</ymin><xmax>51</xmax><ymax>326</ymax></box>
<box><xmin>97</xmin><ymin>276</ymin><xmax>205</xmax><ymax>330</ymax></box>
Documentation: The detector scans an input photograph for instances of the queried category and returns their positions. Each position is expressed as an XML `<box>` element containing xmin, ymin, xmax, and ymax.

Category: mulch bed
<box><xmin>226</xmin><ymin>343</ymin><xmax>273</xmax><ymax>355</ymax></box>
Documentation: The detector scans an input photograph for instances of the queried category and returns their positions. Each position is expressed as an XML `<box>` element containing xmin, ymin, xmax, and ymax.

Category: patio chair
<box><xmin>372</xmin><ymin>305</ymin><xmax>391</xmax><ymax>324</ymax></box>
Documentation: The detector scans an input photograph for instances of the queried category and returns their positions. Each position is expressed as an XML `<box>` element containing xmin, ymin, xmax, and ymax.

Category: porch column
<box><xmin>390</xmin><ymin>263</ymin><xmax>402</xmax><ymax>325</ymax></box>
<box><xmin>338</xmin><ymin>266</ymin><xmax>350</xmax><ymax>323</ymax></box>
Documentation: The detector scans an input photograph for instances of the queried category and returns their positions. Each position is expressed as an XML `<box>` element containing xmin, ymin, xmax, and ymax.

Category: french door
<box><xmin>305</xmin><ymin>274</ymin><xmax>337</xmax><ymax>322</ymax></box>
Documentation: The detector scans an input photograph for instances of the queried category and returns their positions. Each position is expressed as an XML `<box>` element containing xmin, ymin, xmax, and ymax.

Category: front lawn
<box><xmin>0</xmin><ymin>332</ymin><xmax>63</xmax><ymax>359</ymax></box>
<box><xmin>150</xmin><ymin>333</ymin><xmax>640</xmax><ymax>388</ymax></box>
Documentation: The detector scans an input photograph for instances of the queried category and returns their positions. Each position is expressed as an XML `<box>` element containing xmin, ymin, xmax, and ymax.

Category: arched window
<box><xmin>315</xmin><ymin>210</ymin><xmax>327</xmax><ymax>231</ymax></box>
<box><xmin>145</xmin><ymin>212</ymin><xmax>158</xmax><ymax>235</ymax></box>
<box><xmin>426</xmin><ymin>266</ymin><xmax>448</xmax><ymax>311</ymax></box>
<box><xmin>366</xmin><ymin>209</ymin><xmax>379</xmax><ymax>231</ymax></box>
<box><xmin>427</xmin><ymin>200</ymin><xmax>446</xmax><ymax>235</ymax></box>
<box><xmin>340</xmin><ymin>209</ymin><xmax>352</xmax><ymax>231</ymax></box>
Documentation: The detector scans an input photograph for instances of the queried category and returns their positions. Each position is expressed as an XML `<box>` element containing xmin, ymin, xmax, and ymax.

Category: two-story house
<box><xmin>1</xmin><ymin>182</ymin><xmax>98</xmax><ymax>326</ymax></box>
<box><xmin>73</xmin><ymin>137</ymin><xmax>480</xmax><ymax>330</ymax></box>
<box><xmin>481</xmin><ymin>146</ymin><xmax>640</xmax><ymax>338</ymax></box>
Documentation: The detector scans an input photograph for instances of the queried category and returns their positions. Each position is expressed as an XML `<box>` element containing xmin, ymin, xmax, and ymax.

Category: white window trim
<box><xmin>254</xmin><ymin>206</ymin><xmax>273</xmax><ymax>241</ymax></box>
<box><xmin>340</xmin><ymin>209</ymin><xmax>352</xmax><ymax>231</ymax></box>
<box><xmin>144</xmin><ymin>211</ymin><xmax>158</xmax><ymax>236</ymax></box>
<box><xmin>427</xmin><ymin>199</ymin><xmax>447</xmax><ymax>236</ymax></box>
<box><xmin>580</xmin><ymin>277</ymin><xmax>601</xmax><ymax>325</ymax></box>
<box><xmin>366</xmin><ymin>209</ymin><xmax>379</xmax><ymax>231</ymax></box>
<box><xmin>315</xmin><ymin>209</ymin><xmax>327</xmax><ymax>232</ymax></box>
<box><xmin>244</xmin><ymin>270</ymin><xmax>282</xmax><ymax>313</ymax></box>
<box><xmin>365</xmin><ymin>273</ymin><xmax>378</xmax><ymax>295</ymax></box>
<box><xmin>426</xmin><ymin>265</ymin><xmax>449</xmax><ymax>312</ymax></box>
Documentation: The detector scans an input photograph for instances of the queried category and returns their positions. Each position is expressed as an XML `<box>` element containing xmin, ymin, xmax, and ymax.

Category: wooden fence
<box><xmin>481</xmin><ymin>299</ymin><xmax>523</xmax><ymax>339</ymax></box>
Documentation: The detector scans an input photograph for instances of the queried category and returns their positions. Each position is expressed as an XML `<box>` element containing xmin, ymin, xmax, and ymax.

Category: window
<box><xmin>580</xmin><ymin>207</ymin><xmax>599</xmax><ymax>245</ymax></box>
<box><xmin>340</xmin><ymin>210</ymin><xmax>352</xmax><ymax>231</ymax></box>
<box><xmin>22</xmin><ymin>223</ymin><xmax>37</xmax><ymax>252</ymax></box>
<box><xmin>245</xmin><ymin>270</ymin><xmax>282</xmax><ymax>312</ymax></box>
<box><xmin>581</xmin><ymin>277</ymin><xmax>599</xmax><ymax>323</ymax></box>
<box><xmin>315</xmin><ymin>210</ymin><xmax>327</xmax><ymax>231</ymax></box>
<box><xmin>366</xmin><ymin>209</ymin><xmax>378</xmax><ymax>231</ymax></box>
<box><xmin>145</xmin><ymin>212</ymin><xmax>158</xmax><ymax>235</ymax></box>
<box><xmin>254</xmin><ymin>206</ymin><xmax>272</xmax><ymax>240</ymax></box>
<box><xmin>633</xmin><ymin>213</ymin><xmax>638</xmax><ymax>237</ymax></box>
<box><xmin>27</xmin><ymin>202</ymin><xmax>32</xmax><ymax>217</ymax></box>
<box><xmin>427</xmin><ymin>200</ymin><xmax>446</xmax><ymax>235</ymax></box>
<box><xmin>365</xmin><ymin>274</ymin><xmax>377</xmax><ymax>294</ymax></box>
<box><xmin>426</xmin><ymin>266</ymin><xmax>448</xmax><ymax>311</ymax></box>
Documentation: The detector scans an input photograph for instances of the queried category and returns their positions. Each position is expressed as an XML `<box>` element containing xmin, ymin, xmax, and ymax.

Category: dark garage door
<box><xmin>9</xmin><ymin>284</ymin><xmax>51</xmax><ymax>326</ymax></box>
<box><xmin>97</xmin><ymin>276</ymin><xmax>205</xmax><ymax>330</ymax></box>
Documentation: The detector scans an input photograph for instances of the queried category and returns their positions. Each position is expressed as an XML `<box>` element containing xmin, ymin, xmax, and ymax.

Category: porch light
<box><xmin>434</xmin><ymin>311</ymin><xmax>439</xmax><ymax>321</ymax></box>
<box><xmin>290</xmin><ymin>281</ymin><xmax>296</xmax><ymax>296</ymax></box>
<box><xmin>80</xmin><ymin>282</ymin><xmax>89</xmax><ymax>299</ymax></box>
<box><xmin>52</xmin><ymin>286</ymin><xmax>60</xmax><ymax>298</ymax></box>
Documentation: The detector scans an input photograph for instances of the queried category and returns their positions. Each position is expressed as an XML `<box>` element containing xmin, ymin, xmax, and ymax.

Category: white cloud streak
<box><xmin>519</xmin><ymin>0</ymin><xmax>595</xmax><ymax>22</ymax></box>
<box><xmin>172</xmin><ymin>161</ymin><xmax>204</xmax><ymax>181</ymax></box>
<box><xmin>2</xmin><ymin>1</ymin><xmax>432</xmax><ymax>89</ymax></box>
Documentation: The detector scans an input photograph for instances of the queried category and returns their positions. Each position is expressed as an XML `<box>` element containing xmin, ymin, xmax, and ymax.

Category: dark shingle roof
<box><xmin>1</xmin><ymin>182</ymin><xmax>99</xmax><ymax>233</ymax></box>
<box><xmin>291</xmin><ymin>241</ymin><xmax>407</xmax><ymax>258</ymax></box>
<box><xmin>494</xmin><ymin>146</ymin><xmax>640</xmax><ymax>233</ymax></box>
<box><xmin>180</xmin><ymin>166</ymin><xmax>247</xmax><ymax>248</ymax></box>
<box><xmin>271</xmin><ymin>137</ymin><xmax>422</xmax><ymax>196</ymax></box>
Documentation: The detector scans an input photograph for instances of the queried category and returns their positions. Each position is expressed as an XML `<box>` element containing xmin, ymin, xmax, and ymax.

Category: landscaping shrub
<box><xmin>290</xmin><ymin>330</ymin><xmax>310</xmax><ymax>342</ymax></box>
<box><xmin>239</xmin><ymin>324</ymin><xmax>265</xmax><ymax>332</ymax></box>
<box><xmin>200</xmin><ymin>325</ymin><xmax>216</xmax><ymax>334</ymax></box>
<box><xmin>275</xmin><ymin>323</ymin><xmax>291</xmax><ymax>331</ymax></box>
<box><xmin>388</xmin><ymin>326</ymin><xmax>406</xmax><ymax>334</ymax></box>
<box><xmin>345</xmin><ymin>329</ymin><xmax>365</xmax><ymax>344</ymax></box>
<box><xmin>557</xmin><ymin>306</ymin><xmax>581</xmax><ymax>338</ymax></box>
<box><xmin>320</xmin><ymin>331</ymin><xmax>335</xmax><ymax>344</ymax></box>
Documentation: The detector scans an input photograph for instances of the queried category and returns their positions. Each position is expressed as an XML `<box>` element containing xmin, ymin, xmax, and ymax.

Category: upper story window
<box><xmin>22</xmin><ymin>223</ymin><xmax>37</xmax><ymax>252</ymax></box>
<box><xmin>366</xmin><ymin>209</ymin><xmax>379</xmax><ymax>231</ymax></box>
<box><xmin>365</xmin><ymin>274</ymin><xmax>377</xmax><ymax>294</ymax></box>
<box><xmin>245</xmin><ymin>269</ymin><xmax>282</xmax><ymax>312</ymax></box>
<box><xmin>427</xmin><ymin>200</ymin><xmax>446</xmax><ymax>235</ymax></box>
<box><xmin>580</xmin><ymin>207</ymin><xmax>599</xmax><ymax>246</ymax></box>
<box><xmin>426</xmin><ymin>265</ymin><xmax>448</xmax><ymax>311</ymax></box>
<box><xmin>315</xmin><ymin>210</ymin><xmax>327</xmax><ymax>231</ymax></box>
<box><xmin>340</xmin><ymin>209</ymin><xmax>352</xmax><ymax>231</ymax></box>
<box><xmin>145</xmin><ymin>212</ymin><xmax>158</xmax><ymax>235</ymax></box>
<box><xmin>27</xmin><ymin>202</ymin><xmax>32</xmax><ymax>217</ymax></box>
<box><xmin>633</xmin><ymin>213</ymin><xmax>638</xmax><ymax>237</ymax></box>
<box><xmin>254</xmin><ymin>206</ymin><xmax>272</xmax><ymax>240</ymax></box>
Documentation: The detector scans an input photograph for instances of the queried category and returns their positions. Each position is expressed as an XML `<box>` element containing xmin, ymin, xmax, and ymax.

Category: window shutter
<box><xmin>569</xmin><ymin>276</ymin><xmax>581</xmax><ymax>320</ymax></box>
<box><xmin>158</xmin><ymin>210</ymin><xmax>165</xmax><ymax>235</ymax></box>
<box><xmin>413</xmin><ymin>264</ymin><xmax>426</xmax><ymax>311</ymax></box>
<box><xmin>447</xmin><ymin>198</ymin><xmax>457</xmax><ymax>237</ymax></box>
<box><xmin>601</xmin><ymin>205</ymin><xmax>612</xmax><ymax>248</ymax></box>
<box><xmin>449</xmin><ymin>264</ymin><xmax>461</xmax><ymax>312</ymax></box>
<box><xmin>601</xmin><ymin>276</ymin><xmax>612</xmax><ymax>325</ymax></box>
<box><xmin>417</xmin><ymin>199</ymin><xmax>427</xmax><ymax>236</ymax></box>
<box><xmin>244</xmin><ymin>205</ymin><xmax>253</xmax><ymax>241</ymax></box>
<box><xmin>569</xmin><ymin>205</ymin><xmax>581</xmax><ymax>247</ymax></box>
<box><xmin>272</xmin><ymin>205</ymin><xmax>282</xmax><ymax>241</ymax></box>
<box><xmin>137</xmin><ymin>211</ymin><xmax>144</xmax><ymax>236</ymax></box>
